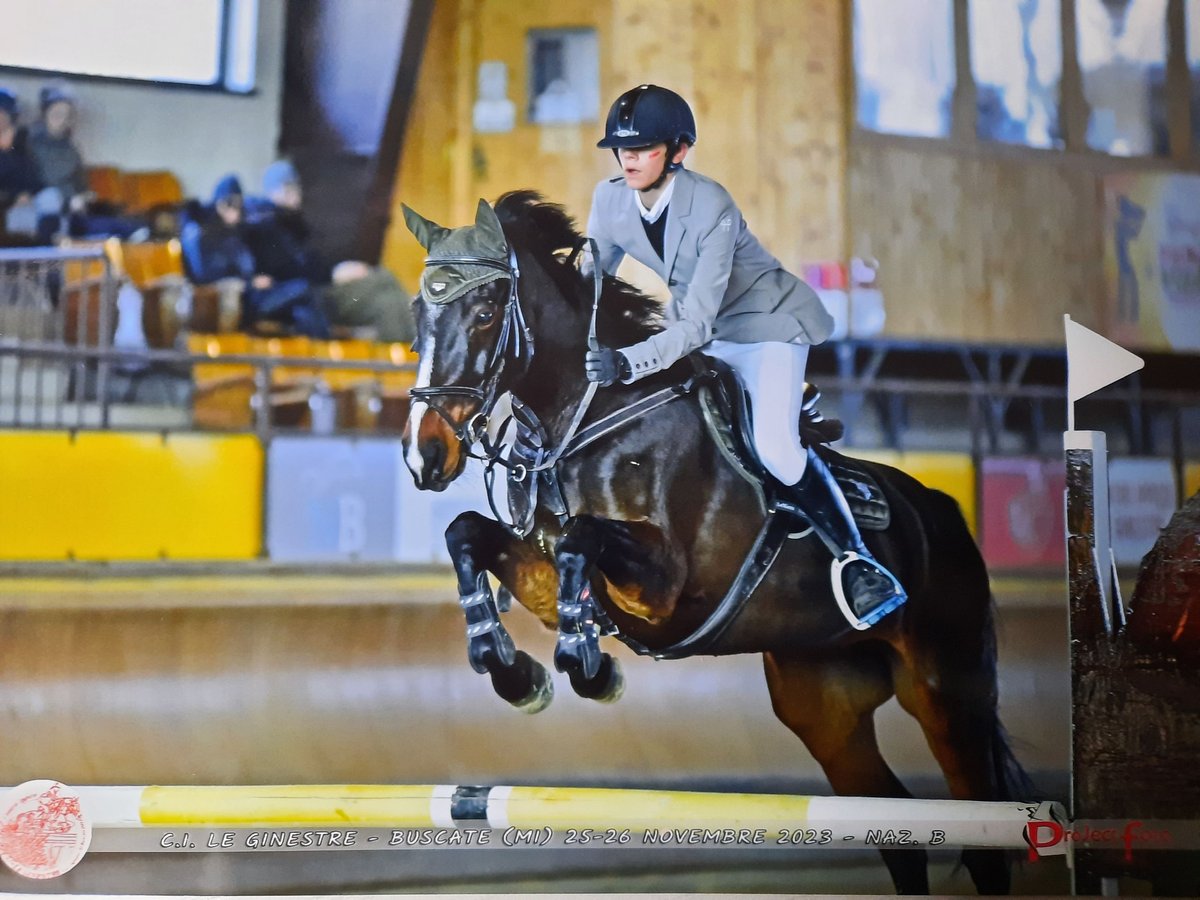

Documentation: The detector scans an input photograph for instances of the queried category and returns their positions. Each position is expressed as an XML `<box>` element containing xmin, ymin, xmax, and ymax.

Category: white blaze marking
<box><xmin>406</xmin><ymin>310</ymin><xmax>441</xmax><ymax>475</ymax></box>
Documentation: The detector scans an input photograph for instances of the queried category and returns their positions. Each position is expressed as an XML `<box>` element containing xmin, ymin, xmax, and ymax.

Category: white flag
<box><xmin>1065</xmin><ymin>315</ymin><xmax>1144</xmax><ymax>403</ymax></box>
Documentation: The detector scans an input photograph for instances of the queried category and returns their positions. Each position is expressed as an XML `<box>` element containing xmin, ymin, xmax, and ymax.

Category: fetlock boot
<box><xmin>774</xmin><ymin>449</ymin><xmax>907</xmax><ymax>630</ymax></box>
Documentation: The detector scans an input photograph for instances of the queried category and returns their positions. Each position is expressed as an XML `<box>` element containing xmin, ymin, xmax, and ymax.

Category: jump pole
<box><xmin>0</xmin><ymin>780</ymin><xmax>1065</xmax><ymax>876</ymax></box>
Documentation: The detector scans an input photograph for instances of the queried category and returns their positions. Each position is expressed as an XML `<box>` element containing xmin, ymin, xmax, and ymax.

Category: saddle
<box><xmin>691</xmin><ymin>353</ymin><xmax>891</xmax><ymax>531</ymax></box>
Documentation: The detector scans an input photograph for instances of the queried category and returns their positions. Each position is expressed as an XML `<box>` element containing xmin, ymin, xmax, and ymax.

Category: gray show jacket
<box><xmin>586</xmin><ymin>168</ymin><xmax>835</xmax><ymax>380</ymax></box>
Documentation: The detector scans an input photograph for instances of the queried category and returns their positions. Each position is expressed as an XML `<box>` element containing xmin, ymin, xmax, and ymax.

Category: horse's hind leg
<box><xmin>764</xmin><ymin>649</ymin><xmax>930</xmax><ymax>895</ymax></box>
<box><xmin>445</xmin><ymin>511</ymin><xmax>555</xmax><ymax>713</ymax></box>
<box><xmin>892</xmin><ymin>629</ymin><xmax>1018</xmax><ymax>895</ymax></box>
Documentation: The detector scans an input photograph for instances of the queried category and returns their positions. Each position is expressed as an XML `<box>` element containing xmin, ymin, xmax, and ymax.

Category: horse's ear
<box><xmin>474</xmin><ymin>198</ymin><xmax>506</xmax><ymax>248</ymax></box>
<box><xmin>402</xmin><ymin>204</ymin><xmax>450</xmax><ymax>251</ymax></box>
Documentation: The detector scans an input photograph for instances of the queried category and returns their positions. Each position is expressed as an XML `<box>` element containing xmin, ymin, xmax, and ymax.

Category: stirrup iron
<box><xmin>831</xmin><ymin>551</ymin><xmax>907</xmax><ymax>631</ymax></box>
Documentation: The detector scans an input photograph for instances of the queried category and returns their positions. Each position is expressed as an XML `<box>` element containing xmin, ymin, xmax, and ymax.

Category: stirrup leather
<box><xmin>830</xmin><ymin>551</ymin><xmax>907</xmax><ymax>631</ymax></box>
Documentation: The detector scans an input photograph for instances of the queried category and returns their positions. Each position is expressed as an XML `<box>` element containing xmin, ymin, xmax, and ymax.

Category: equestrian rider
<box><xmin>583</xmin><ymin>84</ymin><xmax>907</xmax><ymax>630</ymax></box>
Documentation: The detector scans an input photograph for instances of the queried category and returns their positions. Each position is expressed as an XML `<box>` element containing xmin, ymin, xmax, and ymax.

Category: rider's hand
<box><xmin>585</xmin><ymin>346</ymin><xmax>630</xmax><ymax>386</ymax></box>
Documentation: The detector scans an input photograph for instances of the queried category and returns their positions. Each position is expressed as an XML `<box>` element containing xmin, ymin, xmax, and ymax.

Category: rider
<box><xmin>583</xmin><ymin>84</ymin><xmax>906</xmax><ymax>630</ymax></box>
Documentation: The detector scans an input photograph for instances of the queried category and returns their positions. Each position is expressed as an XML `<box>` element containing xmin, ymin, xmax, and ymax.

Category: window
<box><xmin>1189</xmin><ymin>0</ymin><xmax>1200</xmax><ymax>148</ymax></box>
<box><xmin>854</xmin><ymin>0</ymin><xmax>1200</xmax><ymax>158</ymax></box>
<box><xmin>0</xmin><ymin>0</ymin><xmax>258</xmax><ymax>93</ymax></box>
<box><xmin>526</xmin><ymin>29</ymin><xmax>600</xmax><ymax>125</ymax></box>
<box><xmin>854</xmin><ymin>0</ymin><xmax>955</xmax><ymax>139</ymax></box>
<box><xmin>1077</xmin><ymin>0</ymin><xmax>1169</xmax><ymax>156</ymax></box>
<box><xmin>971</xmin><ymin>0</ymin><xmax>1063</xmax><ymax>148</ymax></box>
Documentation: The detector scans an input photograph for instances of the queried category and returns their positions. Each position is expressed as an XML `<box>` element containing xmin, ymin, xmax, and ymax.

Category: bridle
<box><xmin>410</xmin><ymin>231</ymin><xmax>700</xmax><ymax>538</ymax></box>
<box><xmin>409</xmin><ymin>237</ymin><xmax>602</xmax><ymax>462</ymax></box>
<box><xmin>408</xmin><ymin>243</ymin><xmax>534</xmax><ymax>445</ymax></box>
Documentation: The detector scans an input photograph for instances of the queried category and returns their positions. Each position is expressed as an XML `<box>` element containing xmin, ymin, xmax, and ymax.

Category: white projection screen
<box><xmin>0</xmin><ymin>0</ymin><xmax>257</xmax><ymax>92</ymax></box>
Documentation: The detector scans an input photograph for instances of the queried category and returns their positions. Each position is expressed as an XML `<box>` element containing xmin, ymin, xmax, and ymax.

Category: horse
<box><xmin>400</xmin><ymin>191</ymin><xmax>1032</xmax><ymax>895</ymax></box>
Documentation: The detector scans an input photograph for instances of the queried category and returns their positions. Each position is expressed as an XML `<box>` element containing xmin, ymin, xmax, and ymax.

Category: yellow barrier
<box><xmin>0</xmin><ymin>431</ymin><xmax>262</xmax><ymax>561</ymax></box>
<box><xmin>1185</xmin><ymin>461</ymin><xmax>1200</xmax><ymax>502</ymax></box>
<box><xmin>848</xmin><ymin>449</ymin><xmax>977</xmax><ymax>535</ymax></box>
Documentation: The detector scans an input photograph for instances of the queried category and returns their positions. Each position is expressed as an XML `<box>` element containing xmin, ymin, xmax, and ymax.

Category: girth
<box><xmin>496</xmin><ymin>352</ymin><xmax>890</xmax><ymax>660</ymax></box>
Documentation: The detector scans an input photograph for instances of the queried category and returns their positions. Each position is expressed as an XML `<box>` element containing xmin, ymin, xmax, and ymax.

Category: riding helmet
<box><xmin>597</xmin><ymin>84</ymin><xmax>697</xmax><ymax>150</ymax></box>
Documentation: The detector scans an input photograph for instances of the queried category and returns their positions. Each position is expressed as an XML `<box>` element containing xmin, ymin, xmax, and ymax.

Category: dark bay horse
<box><xmin>401</xmin><ymin>192</ymin><xmax>1031</xmax><ymax>894</ymax></box>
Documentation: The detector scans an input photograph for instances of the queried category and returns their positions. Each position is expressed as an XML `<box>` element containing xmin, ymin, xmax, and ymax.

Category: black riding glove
<box><xmin>585</xmin><ymin>346</ymin><xmax>631</xmax><ymax>386</ymax></box>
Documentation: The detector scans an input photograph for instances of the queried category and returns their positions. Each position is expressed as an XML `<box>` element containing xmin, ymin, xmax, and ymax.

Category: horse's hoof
<box><xmin>570</xmin><ymin>654</ymin><xmax>625</xmax><ymax>703</ymax></box>
<box><xmin>488</xmin><ymin>650</ymin><xmax>552</xmax><ymax>712</ymax></box>
<box><xmin>513</xmin><ymin>656</ymin><xmax>554</xmax><ymax>714</ymax></box>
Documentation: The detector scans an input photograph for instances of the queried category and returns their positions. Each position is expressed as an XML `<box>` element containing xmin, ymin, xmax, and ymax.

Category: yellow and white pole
<box><xmin>1</xmin><ymin>779</ymin><xmax>1066</xmax><ymax>879</ymax></box>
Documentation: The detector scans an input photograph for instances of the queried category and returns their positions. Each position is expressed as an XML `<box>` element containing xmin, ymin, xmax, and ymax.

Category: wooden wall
<box><xmin>381</xmin><ymin>0</ymin><xmax>848</xmax><ymax>295</ymax></box>
<box><xmin>382</xmin><ymin>0</ymin><xmax>1190</xmax><ymax>346</ymax></box>
<box><xmin>848</xmin><ymin>140</ymin><xmax>1108</xmax><ymax>343</ymax></box>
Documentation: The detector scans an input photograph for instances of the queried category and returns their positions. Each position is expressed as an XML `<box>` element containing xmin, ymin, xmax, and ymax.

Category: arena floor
<box><xmin>0</xmin><ymin>569</ymin><xmax>1073</xmax><ymax>895</ymax></box>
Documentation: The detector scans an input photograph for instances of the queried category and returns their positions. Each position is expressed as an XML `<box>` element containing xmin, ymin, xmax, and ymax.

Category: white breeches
<box><xmin>705</xmin><ymin>339</ymin><xmax>811</xmax><ymax>486</ymax></box>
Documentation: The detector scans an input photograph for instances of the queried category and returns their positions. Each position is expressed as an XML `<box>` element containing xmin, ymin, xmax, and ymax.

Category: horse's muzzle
<box><xmin>403</xmin><ymin>402</ymin><xmax>471</xmax><ymax>490</ymax></box>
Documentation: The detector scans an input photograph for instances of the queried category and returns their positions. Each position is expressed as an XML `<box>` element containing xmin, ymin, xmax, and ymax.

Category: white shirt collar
<box><xmin>634</xmin><ymin>174</ymin><xmax>676</xmax><ymax>224</ymax></box>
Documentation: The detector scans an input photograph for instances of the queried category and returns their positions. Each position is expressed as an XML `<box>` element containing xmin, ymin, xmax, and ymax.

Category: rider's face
<box><xmin>617</xmin><ymin>143</ymin><xmax>670</xmax><ymax>191</ymax></box>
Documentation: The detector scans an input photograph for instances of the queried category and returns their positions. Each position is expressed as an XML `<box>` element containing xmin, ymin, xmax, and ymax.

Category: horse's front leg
<box><xmin>445</xmin><ymin>511</ymin><xmax>555</xmax><ymax>713</ymax></box>
<box><xmin>553</xmin><ymin>515</ymin><xmax>625</xmax><ymax>702</ymax></box>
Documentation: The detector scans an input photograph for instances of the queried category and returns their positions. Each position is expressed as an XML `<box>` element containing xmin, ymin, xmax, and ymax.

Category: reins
<box><xmin>417</xmin><ymin>232</ymin><xmax>697</xmax><ymax>536</ymax></box>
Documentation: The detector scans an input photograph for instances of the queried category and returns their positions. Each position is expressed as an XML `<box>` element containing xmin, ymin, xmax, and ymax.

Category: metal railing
<box><xmin>0</xmin><ymin>246</ymin><xmax>418</xmax><ymax>435</ymax></box>
<box><xmin>2</xmin><ymin>248</ymin><xmax>1197</xmax><ymax>475</ymax></box>
<box><xmin>1</xmin><ymin>246</ymin><xmax>120</xmax><ymax>427</ymax></box>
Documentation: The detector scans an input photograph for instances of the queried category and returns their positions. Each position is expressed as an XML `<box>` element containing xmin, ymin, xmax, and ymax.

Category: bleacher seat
<box><xmin>61</xmin><ymin>257</ymin><xmax>113</xmax><ymax>346</ymax></box>
<box><xmin>187</xmin><ymin>332</ymin><xmax>257</xmax><ymax>429</ymax></box>
<box><xmin>375</xmin><ymin>342</ymin><xmax>415</xmax><ymax>431</ymax></box>
<box><xmin>86</xmin><ymin>166</ymin><xmax>124</xmax><ymax>206</ymax></box>
<box><xmin>113</xmin><ymin>239</ymin><xmax>183</xmax><ymax>288</ymax></box>
<box><xmin>121</xmin><ymin>171</ymin><xmax>183</xmax><ymax>214</ymax></box>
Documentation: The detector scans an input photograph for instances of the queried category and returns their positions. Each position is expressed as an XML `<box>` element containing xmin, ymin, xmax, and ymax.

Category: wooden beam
<box><xmin>352</xmin><ymin>0</ymin><xmax>438</xmax><ymax>263</ymax></box>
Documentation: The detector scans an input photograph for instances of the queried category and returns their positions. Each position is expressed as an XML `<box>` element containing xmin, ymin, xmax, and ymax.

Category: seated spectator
<box><xmin>181</xmin><ymin>174</ymin><xmax>330</xmax><ymax>338</ymax></box>
<box><xmin>25</xmin><ymin>84</ymin><xmax>149</xmax><ymax>241</ymax></box>
<box><xmin>0</xmin><ymin>87</ymin><xmax>49</xmax><ymax>242</ymax></box>
<box><xmin>27</xmin><ymin>84</ymin><xmax>88</xmax><ymax>210</ymax></box>
<box><xmin>246</xmin><ymin>160</ymin><xmax>415</xmax><ymax>342</ymax></box>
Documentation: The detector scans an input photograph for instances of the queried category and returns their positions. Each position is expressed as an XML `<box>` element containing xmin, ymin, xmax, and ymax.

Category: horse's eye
<box><xmin>474</xmin><ymin>307</ymin><xmax>496</xmax><ymax>327</ymax></box>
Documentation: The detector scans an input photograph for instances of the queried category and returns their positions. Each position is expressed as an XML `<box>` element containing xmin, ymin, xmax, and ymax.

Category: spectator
<box><xmin>27</xmin><ymin>84</ymin><xmax>88</xmax><ymax>207</ymax></box>
<box><xmin>247</xmin><ymin>160</ymin><xmax>415</xmax><ymax>342</ymax></box>
<box><xmin>24</xmin><ymin>84</ymin><xmax>149</xmax><ymax>240</ymax></box>
<box><xmin>0</xmin><ymin>87</ymin><xmax>46</xmax><ymax>240</ymax></box>
<box><xmin>181</xmin><ymin>174</ymin><xmax>330</xmax><ymax>338</ymax></box>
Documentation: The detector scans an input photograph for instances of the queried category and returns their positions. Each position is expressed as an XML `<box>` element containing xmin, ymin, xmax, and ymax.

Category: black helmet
<box><xmin>597</xmin><ymin>84</ymin><xmax>696</xmax><ymax>150</ymax></box>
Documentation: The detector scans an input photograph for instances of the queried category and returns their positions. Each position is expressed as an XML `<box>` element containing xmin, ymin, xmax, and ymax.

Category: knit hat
<box><xmin>39</xmin><ymin>83</ymin><xmax>75</xmax><ymax>112</ymax></box>
<box><xmin>262</xmin><ymin>160</ymin><xmax>299</xmax><ymax>196</ymax></box>
<box><xmin>0</xmin><ymin>88</ymin><xmax>17</xmax><ymax>120</ymax></box>
<box><xmin>212</xmin><ymin>174</ymin><xmax>244</xmax><ymax>204</ymax></box>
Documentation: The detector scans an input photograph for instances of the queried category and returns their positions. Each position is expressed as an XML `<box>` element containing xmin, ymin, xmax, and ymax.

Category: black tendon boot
<box><xmin>775</xmin><ymin>449</ymin><xmax>907</xmax><ymax>630</ymax></box>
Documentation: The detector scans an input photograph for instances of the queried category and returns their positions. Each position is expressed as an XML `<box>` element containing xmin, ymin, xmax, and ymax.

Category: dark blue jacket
<box><xmin>0</xmin><ymin>130</ymin><xmax>43</xmax><ymax>207</ymax></box>
<box><xmin>180</xmin><ymin>207</ymin><xmax>256</xmax><ymax>284</ymax></box>
<box><xmin>245</xmin><ymin>203</ymin><xmax>332</xmax><ymax>284</ymax></box>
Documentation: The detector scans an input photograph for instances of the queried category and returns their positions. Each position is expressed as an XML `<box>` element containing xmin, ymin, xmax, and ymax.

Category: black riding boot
<box><xmin>774</xmin><ymin>449</ymin><xmax>907</xmax><ymax>630</ymax></box>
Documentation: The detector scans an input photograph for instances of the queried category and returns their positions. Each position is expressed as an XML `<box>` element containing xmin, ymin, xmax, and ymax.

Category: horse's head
<box><xmin>401</xmin><ymin>199</ymin><xmax>525</xmax><ymax>490</ymax></box>
<box><xmin>400</xmin><ymin>190</ymin><xmax>664</xmax><ymax>491</ymax></box>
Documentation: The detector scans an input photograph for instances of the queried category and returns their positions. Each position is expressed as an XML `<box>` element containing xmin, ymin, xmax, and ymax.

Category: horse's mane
<box><xmin>493</xmin><ymin>190</ymin><xmax>663</xmax><ymax>344</ymax></box>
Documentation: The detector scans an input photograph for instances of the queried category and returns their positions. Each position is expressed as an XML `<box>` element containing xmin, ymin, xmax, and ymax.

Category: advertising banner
<box><xmin>1108</xmin><ymin>457</ymin><xmax>1178</xmax><ymax>567</ymax></box>
<box><xmin>267</xmin><ymin>437</ymin><xmax>402</xmax><ymax>562</ymax></box>
<box><xmin>979</xmin><ymin>457</ymin><xmax>1065</xmax><ymax>571</ymax></box>
<box><xmin>1102</xmin><ymin>172</ymin><xmax>1200</xmax><ymax>351</ymax></box>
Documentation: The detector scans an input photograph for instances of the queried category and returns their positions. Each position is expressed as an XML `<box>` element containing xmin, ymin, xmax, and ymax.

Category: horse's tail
<box><xmin>981</xmin><ymin>598</ymin><xmax>1037</xmax><ymax>803</ymax></box>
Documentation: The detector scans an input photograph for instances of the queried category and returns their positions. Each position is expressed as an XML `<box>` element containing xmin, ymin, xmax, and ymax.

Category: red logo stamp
<box><xmin>0</xmin><ymin>780</ymin><xmax>92</xmax><ymax>879</ymax></box>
